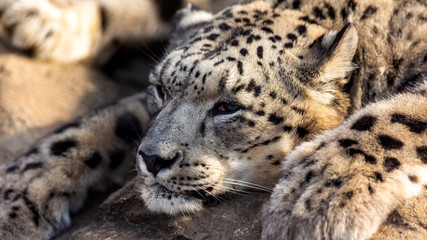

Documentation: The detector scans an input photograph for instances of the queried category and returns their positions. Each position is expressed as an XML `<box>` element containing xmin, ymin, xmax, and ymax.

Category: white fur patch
<box><xmin>178</xmin><ymin>4</ymin><xmax>214</xmax><ymax>29</ymax></box>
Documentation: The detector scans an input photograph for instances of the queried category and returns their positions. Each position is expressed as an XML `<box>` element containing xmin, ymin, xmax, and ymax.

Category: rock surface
<box><xmin>57</xmin><ymin>178</ymin><xmax>268</xmax><ymax>240</ymax></box>
<box><xmin>55</xmin><ymin>178</ymin><xmax>426</xmax><ymax>240</ymax></box>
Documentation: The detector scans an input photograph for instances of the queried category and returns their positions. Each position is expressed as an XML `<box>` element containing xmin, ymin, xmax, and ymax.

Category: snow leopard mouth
<box><xmin>155</xmin><ymin>185</ymin><xmax>209</xmax><ymax>201</ymax></box>
<box><xmin>139</xmin><ymin>181</ymin><xmax>218</xmax><ymax>214</ymax></box>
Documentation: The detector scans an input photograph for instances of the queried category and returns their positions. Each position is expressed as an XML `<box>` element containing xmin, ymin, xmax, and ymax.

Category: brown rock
<box><xmin>57</xmin><ymin>178</ymin><xmax>426</xmax><ymax>240</ymax></box>
<box><xmin>57</xmin><ymin>178</ymin><xmax>268</xmax><ymax>240</ymax></box>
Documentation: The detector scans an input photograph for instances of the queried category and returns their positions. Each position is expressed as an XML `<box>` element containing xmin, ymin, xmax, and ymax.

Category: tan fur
<box><xmin>0</xmin><ymin>54</ymin><xmax>124</xmax><ymax>165</ymax></box>
<box><xmin>0</xmin><ymin>0</ymin><xmax>241</xmax><ymax>63</ymax></box>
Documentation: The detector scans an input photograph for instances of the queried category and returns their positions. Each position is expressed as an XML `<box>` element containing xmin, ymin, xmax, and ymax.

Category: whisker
<box><xmin>133</xmin><ymin>45</ymin><xmax>159</xmax><ymax>64</ymax></box>
<box><xmin>223</xmin><ymin>178</ymin><xmax>272</xmax><ymax>190</ymax></box>
<box><xmin>142</xmin><ymin>41</ymin><xmax>161</xmax><ymax>62</ymax></box>
<box><xmin>190</xmin><ymin>186</ymin><xmax>206</xmax><ymax>200</ymax></box>
<box><xmin>222</xmin><ymin>179</ymin><xmax>272</xmax><ymax>192</ymax></box>
<box><xmin>218</xmin><ymin>184</ymin><xmax>252</xmax><ymax>196</ymax></box>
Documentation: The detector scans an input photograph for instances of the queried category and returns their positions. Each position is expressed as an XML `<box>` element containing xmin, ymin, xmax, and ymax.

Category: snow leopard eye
<box><xmin>210</xmin><ymin>101</ymin><xmax>242</xmax><ymax>116</ymax></box>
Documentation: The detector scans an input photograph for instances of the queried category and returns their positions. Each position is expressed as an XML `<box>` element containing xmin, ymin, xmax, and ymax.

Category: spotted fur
<box><xmin>0</xmin><ymin>0</ymin><xmax>426</xmax><ymax>239</ymax></box>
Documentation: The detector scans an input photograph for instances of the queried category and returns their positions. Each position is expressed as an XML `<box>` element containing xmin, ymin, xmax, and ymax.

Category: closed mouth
<box><xmin>155</xmin><ymin>184</ymin><xmax>211</xmax><ymax>201</ymax></box>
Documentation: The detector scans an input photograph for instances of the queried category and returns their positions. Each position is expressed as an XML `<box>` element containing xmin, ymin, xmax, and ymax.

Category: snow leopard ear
<box><xmin>168</xmin><ymin>4</ymin><xmax>214</xmax><ymax>50</ymax></box>
<box><xmin>307</xmin><ymin>24</ymin><xmax>358</xmax><ymax>84</ymax></box>
<box><xmin>302</xmin><ymin>24</ymin><xmax>358</xmax><ymax>105</ymax></box>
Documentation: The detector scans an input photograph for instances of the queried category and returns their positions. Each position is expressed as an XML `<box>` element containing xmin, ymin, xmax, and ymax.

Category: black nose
<box><xmin>138</xmin><ymin>151</ymin><xmax>180</xmax><ymax>177</ymax></box>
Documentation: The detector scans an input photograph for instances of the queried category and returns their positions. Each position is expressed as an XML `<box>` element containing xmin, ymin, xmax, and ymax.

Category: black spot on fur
<box><xmin>324</xmin><ymin>3</ymin><xmax>336</xmax><ymax>20</ymax></box>
<box><xmin>50</xmin><ymin>139</ymin><xmax>78</xmax><ymax>156</ymax></box>
<box><xmin>347</xmin><ymin>148</ymin><xmax>377</xmax><ymax>164</ymax></box>
<box><xmin>338</xmin><ymin>139</ymin><xmax>358</xmax><ymax>148</ymax></box>
<box><xmin>391</xmin><ymin>114</ymin><xmax>427</xmax><ymax>133</ymax></box>
<box><xmin>283</xmin><ymin>125</ymin><xmax>293</xmax><ymax>132</ymax></box>
<box><xmin>207</xmin><ymin>34</ymin><xmax>220</xmax><ymax>41</ymax></box>
<box><xmin>23</xmin><ymin>195</ymin><xmax>40</xmax><ymax>226</ymax></box>
<box><xmin>85</xmin><ymin>152</ymin><xmax>102</xmax><ymax>169</ymax></box>
<box><xmin>364</xmin><ymin>155</ymin><xmax>377</xmax><ymax>164</ymax></box>
<box><xmin>296</xmin><ymin>25</ymin><xmax>307</xmax><ymax>35</ymax></box>
<box><xmin>351</xmin><ymin>115</ymin><xmax>377</xmax><ymax>131</ymax></box>
<box><xmin>22</xmin><ymin>162</ymin><xmax>43</xmax><ymax>172</ymax></box>
<box><xmin>304</xmin><ymin>171</ymin><xmax>316</xmax><ymax>185</ymax></box>
<box><xmin>312</xmin><ymin>7</ymin><xmax>326</xmax><ymax>20</ymax></box>
<box><xmin>305</xmin><ymin>198</ymin><xmax>312</xmax><ymax>211</ymax></box>
<box><xmin>268</xmin><ymin>114</ymin><xmax>283</xmax><ymax>125</ymax></box>
<box><xmin>331</xmin><ymin>179</ymin><xmax>342</xmax><ymax>187</ymax></box>
<box><xmin>222</xmin><ymin>9</ymin><xmax>233</xmax><ymax>18</ymax></box>
<box><xmin>349</xmin><ymin>0</ymin><xmax>357</xmax><ymax>11</ymax></box>
<box><xmin>392</xmin><ymin>58</ymin><xmax>403</xmax><ymax>70</ymax></box>
<box><xmin>115</xmin><ymin>113</ymin><xmax>143</xmax><ymax>144</ymax></box>
<box><xmin>299</xmin><ymin>16</ymin><xmax>318</xmax><ymax>24</ymax></box>
<box><xmin>408</xmin><ymin>175</ymin><xmax>419</xmax><ymax>183</ymax></box>
<box><xmin>237</xmin><ymin>61</ymin><xmax>244</xmax><ymax>75</ymax></box>
<box><xmin>219</xmin><ymin>23</ymin><xmax>231</xmax><ymax>31</ymax></box>
<box><xmin>6</xmin><ymin>165</ymin><xmax>19</xmax><ymax>173</ymax></box>
<box><xmin>261</xmin><ymin>27</ymin><xmax>273</xmax><ymax>34</ymax></box>
<box><xmin>284</xmin><ymin>43</ymin><xmax>293</xmax><ymax>48</ymax></box>
<box><xmin>296</xmin><ymin>127</ymin><xmax>308</xmax><ymax>139</ymax></box>
<box><xmin>109</xmin><ymin>149</ymin><xmax>126</xmax><ymax>170</ymax></box>
<box><xmin>248</xmin><ymin>120</ymin><xmax>255</xmax><ymax>127</ymax></box>
<box><xmin>240</xmin><ymin>48</ymin><xmax>248</xmax><ymax>56</ymax></box>
<box><xmin>383</xmin><ymin>157</ymin><xmax>401</xmax><ymax>172</ymax></box>
<box><xmin>281</xmin><ymin>98</ymin><xmax>288</xmax><ymax>105</ymax></box>
<box><xmin>262</xmin><ymin>19</ymin><xmax>274</xmax><ymax>25</ymax></box>
<box><xmin>377</xmin><ymin>135</ymin><xmax>404</xmax><ymax>150</ymax></box>
<box><xmin>4</xmin><ymin>189</ymin><xmax>14</xmax><ymax>200</ymax></box>
<box><xmin>231</xmin><ymin>40</ymin><xmax>239</xmax><ymax>46</ymax></box>
<box><xmin>361</xmin><ymin>5</ymin><xmax>378</xmax><ymax>20</ymax></box>
<box><xmin>257</xmin><ymin>46</ymin><xmax>264</xmax><ymax>59</ymax></box>
<box><xmin>245</xmin><ymin>79</ymin><xmax>261</xmax><ymax>97</ymax></box>
<box><xmin>292</xmin><ymin>0</ymin><xmax>301</xmax><ymax>9</ymax></box>
<box><xmin>232</xmin><ymin>84</ymin><xmax>245</xmax><ymax>94</ymax></box>
<box><xmin>374</xmin><ymin>172</ymin><xmax>383</xmax><ymax>182</ymax></box>
<box><xmin>416</xmin><ymin>146</ymin><xmax>427</xmax><ymax>164</ymax></box>
<box><xmin>240</xmin><ymin>29</ymin><xmax>252</xmax><ymax>36</ymax></box>
<box><xmin>269</xmin><ymin>91</ymin><xmax>277</xmax><ymax>99</ymax></box>
<box><xmin>214</xmin><ymin>59</ymin><xmax>224</xmax><ymax>66</ymax></box>
<box><xmin>256</xmin><ymin>110</ymin><xmax>265</xmax><ymax>116</ymax></box>
<box><xmin>291</xmin><ymin>106</ymin><xmax>305</xmax><ymax>115</ymax></box>
<box><xmin>340</xmin><ymin>8</ymin><xmax>348</xmax><ymax>20</ymax></box>
<box><xmin>9</xmin><ymin>212</ymin><xmax>17</xmax><ymax>219</ymax></box>
<box><xmin>344</xmin><ymin>190</ymin><xmax>354</xmax><ymax>200</ymax></box>
<box><xmin>368</xmin><ymin>184</ymin><xmax>374</xmax><ymax>194</ymax></box>
<box><xmin>287</xmin><ymin>33</ymin><xmax>297</xmax><ymax>41</ymax></box>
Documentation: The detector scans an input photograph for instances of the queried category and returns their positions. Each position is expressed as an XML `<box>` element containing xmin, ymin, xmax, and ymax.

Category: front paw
<box><xmin>0</xmin><ymin>0</ymin><xmax>101</xmax><ymax>62</ymax></box>
<box><xmin>262</xmin><ymin>134</ymin><xmax>425</xmax><ymax>240</ymax></box>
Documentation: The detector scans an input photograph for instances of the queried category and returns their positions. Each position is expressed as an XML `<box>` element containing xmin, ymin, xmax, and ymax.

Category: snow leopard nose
<box><xmin>138</xmin><ymin>151</ymin><xmax>182</xmax><ymax>177</ymax></box>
